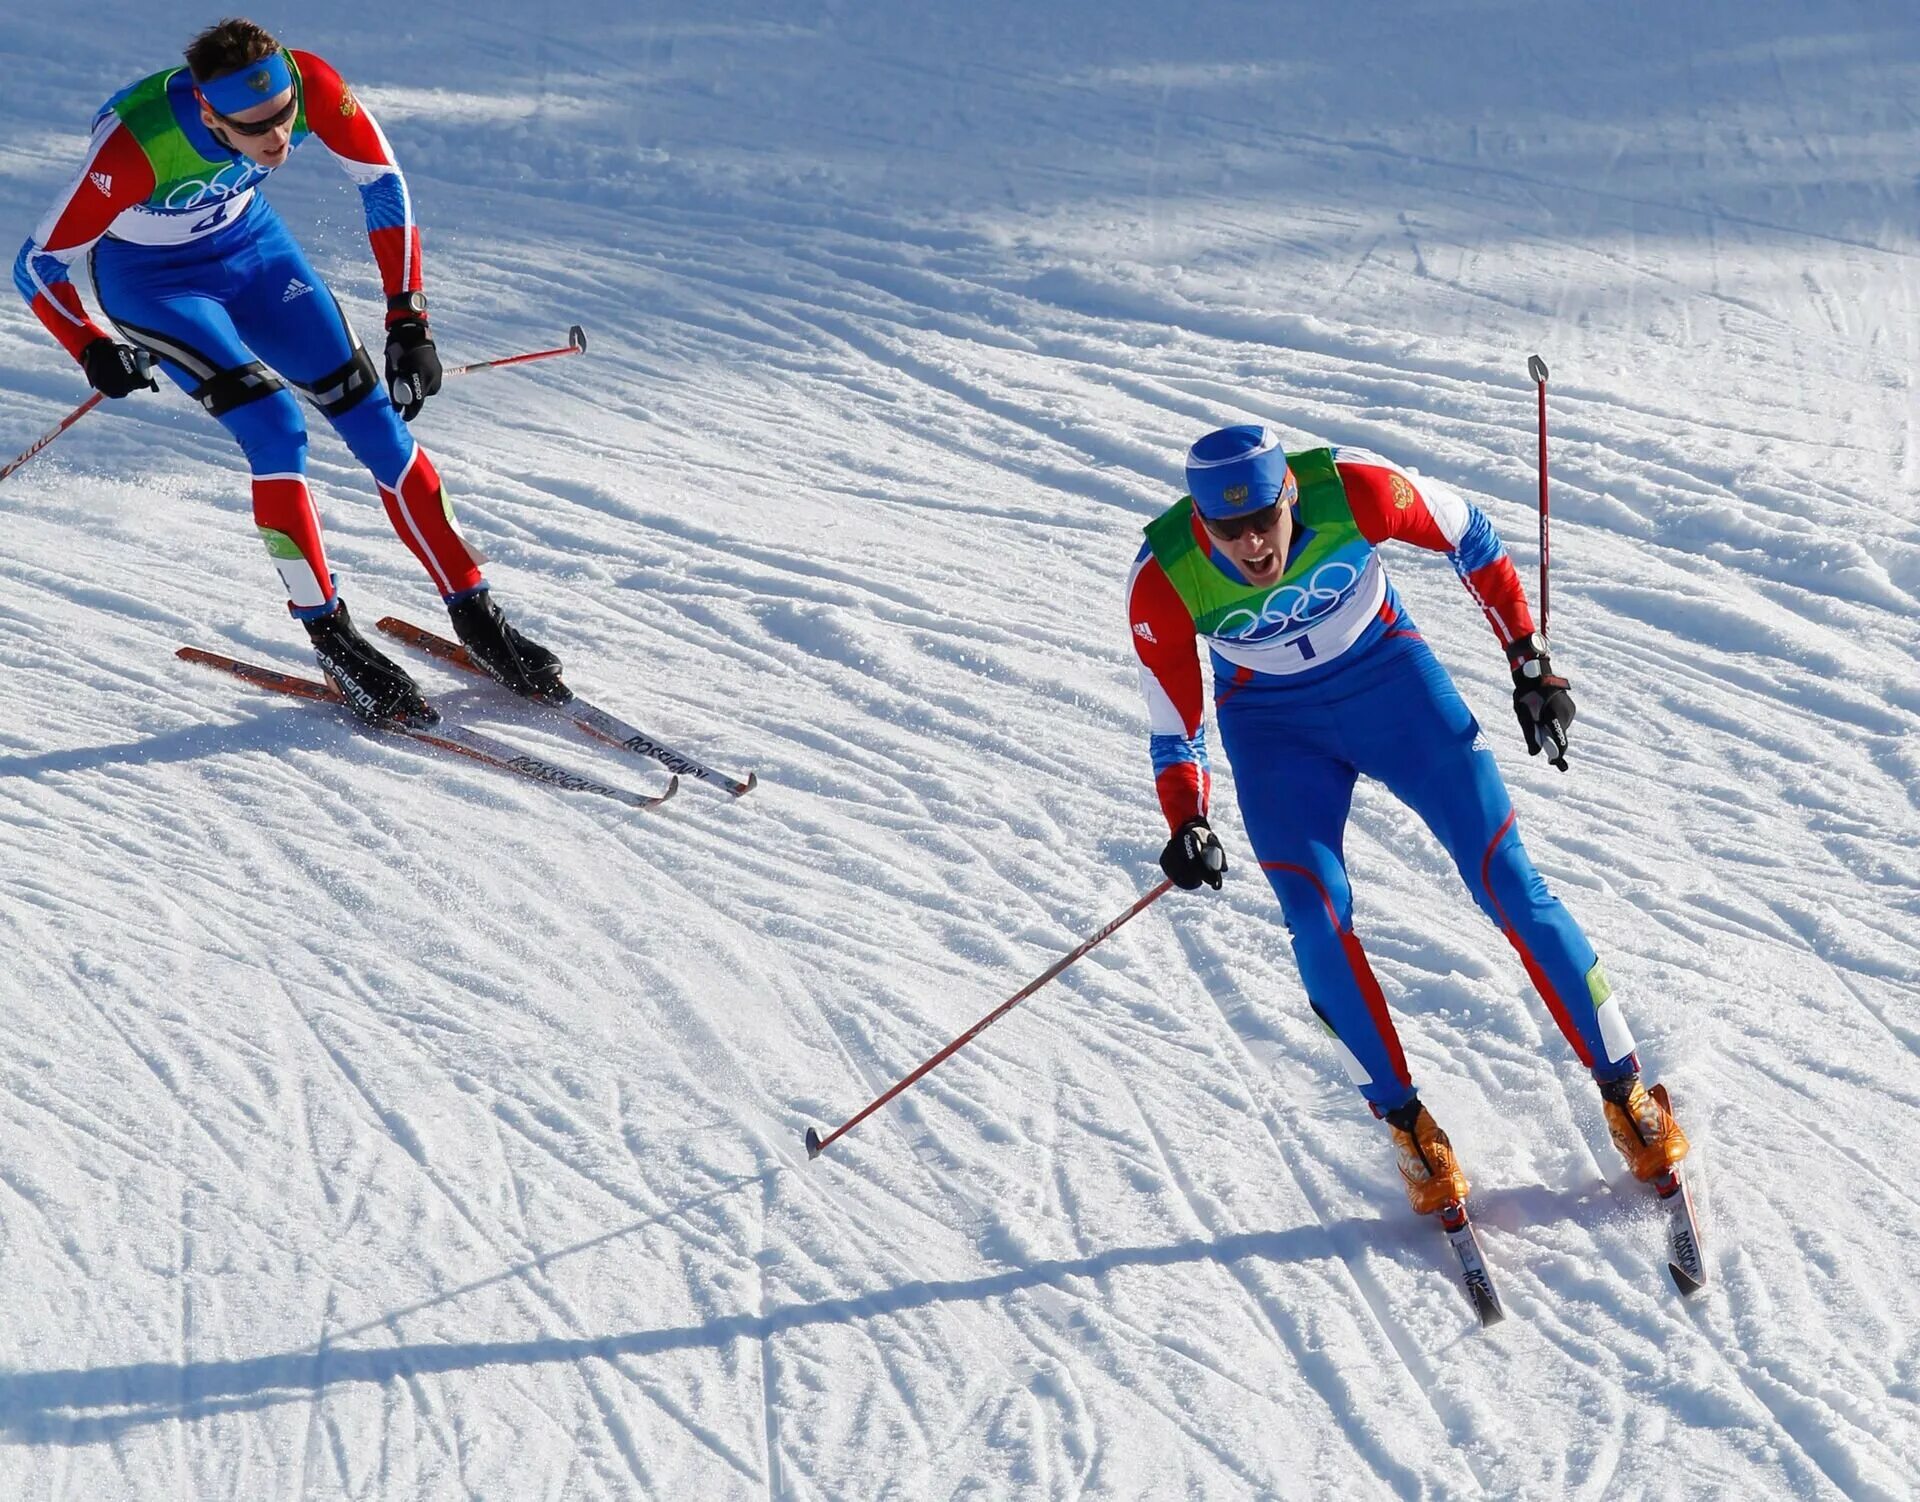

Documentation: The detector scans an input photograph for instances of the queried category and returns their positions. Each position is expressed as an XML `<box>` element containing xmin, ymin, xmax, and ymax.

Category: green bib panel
<box><xmin>109</xmin><ymin>55</ymin><xmax>308</xmax><ymax>212</ymax></box>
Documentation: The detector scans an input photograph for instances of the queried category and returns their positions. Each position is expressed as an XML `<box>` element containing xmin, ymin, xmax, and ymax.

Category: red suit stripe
<box><xmin>1262</xmin><ymin>858</ymin><xmax>1413</xmax><ymax>1090</ymax></box>
<box><xmin>1477</xmin><ymin>810</ymin><xmax>1596</xmax><ymax>1067</ymax></box>
<box><xmin>379</xmin><ymin>447</ymin><xmax>484</xmax><ymax>598</ymax></box>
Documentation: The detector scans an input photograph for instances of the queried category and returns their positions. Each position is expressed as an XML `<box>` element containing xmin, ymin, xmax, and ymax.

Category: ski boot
<box><xmin>1600</xmin><ymin>1074</ymin><xmax>1689</xmax><ymax>1182</ymax></box>
<box><xmin>306</xmin><ymin>599</ymin><xmax>436</xmax><ymax>726</ymax></box>
<box><xmin>447</xmin><ymin>589</ymin><xmax>566</xmax><ymax>700</ymax></box>
<box><xmin>1385</xmin><ymin>1098</ymin><xmax>1470</xmax><ymax>1215</ymax></box>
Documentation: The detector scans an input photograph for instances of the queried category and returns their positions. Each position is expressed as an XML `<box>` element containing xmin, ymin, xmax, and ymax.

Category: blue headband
<box><xmin>1184</xmin><ymin>425</ymin><xmax>1298</xmax><ymax>520</ymax></box>
<box><xmin>199</xmin><ymin>50</ymin><xmax>293</xmax><ymax>117</ymax></box>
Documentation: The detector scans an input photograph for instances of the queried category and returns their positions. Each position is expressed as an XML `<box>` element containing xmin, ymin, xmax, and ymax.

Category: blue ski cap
<box><xmin>1184</xmin><ymin>425</ymin><xmax>1296</xmax><ymax>520</ymax></box>
<box><xmin>199</xmin><ymin>49</ymin><xmax>293</xmax><ymax>117</ymax></box>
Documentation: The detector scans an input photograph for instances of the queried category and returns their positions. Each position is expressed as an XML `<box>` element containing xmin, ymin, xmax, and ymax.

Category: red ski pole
<box><xmin>443</xmin><ymin>324</ymin><xmax>587</xmax><ymax>380</ymax></box>
<box><xmin>0</xmin><ymin>391</ymin><xmax>104</xmax><ymax>486</ymax></box>
<box><xmin>804</xmin><ymin>880</ymin><xmax>1175</xmax><ymax>1159</ymax></box>
<box><xmin>1527</xmin><ymin>354</ymin><xmax>1550</xmax><ymax>636</ymax></box>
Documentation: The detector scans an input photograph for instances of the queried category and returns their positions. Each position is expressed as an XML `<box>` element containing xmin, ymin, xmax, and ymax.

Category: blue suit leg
<box><xmin>1358</xmin><ymin>641</ymin><xmax>1637</xmax><ymax>1080</ymax></box>
<box><xmin>216</xmin><ymin>206</ymin><xmax>417</xmax><ymax>487</ymax></box>
<box><xmin>1221</xmin><ymin>697</ymin><xmax>1418</xmax><ymax>1113</ymax></box>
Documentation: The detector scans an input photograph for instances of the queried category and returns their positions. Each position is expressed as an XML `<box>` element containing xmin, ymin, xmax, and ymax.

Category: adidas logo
<box><xmin>89</xmin><ymin>171</ymin><xmax>113</xmax><ymax>194</ymax></box>
<box><xmin>1132</xmin><ymin>621</ymin><xmax>1156</xmax><ymax>644</ymax></box>
<box><xmin>282</xmin><ymin>277</ymin><xmax>313</xmax><ymax>303</ymax></box>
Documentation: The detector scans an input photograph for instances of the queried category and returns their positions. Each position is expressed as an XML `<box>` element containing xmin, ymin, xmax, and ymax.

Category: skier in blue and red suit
<box><xmin>1128</xmin><ymin>424</ymin><xmax>1689</xmax><ymax>1216</ymax></box>
<box><xmin>13</xmin><ymin>17</ymin><xmax>559</xmax><ymax>722</ymax></box>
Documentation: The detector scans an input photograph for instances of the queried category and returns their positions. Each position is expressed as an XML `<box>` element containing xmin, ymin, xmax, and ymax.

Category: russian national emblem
<box><xmin>247</xmin><ymin>67</ymin><xmax>273</xmax><ymax>94</ymax></box>
<box><xmin>1389</xmin><ymin>473</ymin><xmax>1416</xmax><ymax>511</ymax></box>
<box><xmin>340</xmin><ymin>88</ymin><xmax>359</xmax><ymax>118</ymax></box>
<box><xmin>1223</xmin><ymin>483</ymin><xmax>1249</xmax><ymax>506</ymax></box>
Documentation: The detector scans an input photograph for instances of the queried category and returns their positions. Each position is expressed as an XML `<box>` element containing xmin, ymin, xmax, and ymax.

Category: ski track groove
<box><xmin>756</xmin><ymin>1171</ymin><xmax>785</xmax><ymax>1502</ymax></box>
<box><xmin>266</xmin><ymin>975</ymin><xmax>696</xmax><ymax>1498</ymax></box>
<box><xmin>1160</xmin><ymin>917</ymin><xmax>1500</xmax><ymax>1499</ymax></box>
<box><xmin>1116</xmin><ymin>1079</ymin><xmax>1417</xmax><ymax>1500</ymax></box>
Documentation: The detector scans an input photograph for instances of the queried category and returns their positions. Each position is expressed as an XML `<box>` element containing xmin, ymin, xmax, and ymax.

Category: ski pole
<box><xmin>804</xmin><ymin>880</ymin><xmax>1175</xmax><ymax>1160</ymax></box>
<box><xmin>1527</xmin><ymin>353</ymin><xmax>1550</xmax><ymax>636</ymax></box>
<box><xmin>0</xmin><ymin>391</ymin><xmax>104</xmax><ymax>486</ymax></box>
<box><xmin>444</xmin><ymin>324</ymin><xmax>587</xmax><ymax>380</ymax></box>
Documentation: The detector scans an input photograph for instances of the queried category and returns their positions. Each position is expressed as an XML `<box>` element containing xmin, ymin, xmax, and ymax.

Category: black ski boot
<box><xmin>447</xmin><ymin>590</ymin><xmax>566</xmax><ymax>700</ymax></box>
<box><xmin>305</xmin><ymin>599</ymin><xmax>437</xmax><ymax>726</ymax></box>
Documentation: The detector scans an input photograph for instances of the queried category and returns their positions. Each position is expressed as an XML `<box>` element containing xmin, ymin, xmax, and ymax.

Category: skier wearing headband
<box><xmin>1127</xmin><ymin>425</ymin><xmax>1689</xmax><ymax>1219</ymax></box>
<box><xmin>13</xmin><ymin>18</ymin><xmax>558</xmax><ymax>723</ymax></box>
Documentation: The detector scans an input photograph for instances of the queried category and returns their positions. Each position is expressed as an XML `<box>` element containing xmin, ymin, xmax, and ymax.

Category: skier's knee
<box><xmin>1268</xmin><ymin>867</ymin><xmax>1352</xmax><ymax>938</ymax></box>
<box><xmin>296</xmin><ymin>347</ymin><xmax>379</xmax><ymax>419</ymax></box>
<box><xmin>327</xmin><ymin>392</ymin><xmax>414</xmax><ymax>482</ymax></box>
<box><xmin>192</xmin><ymin>360</ymin><xmax>286</xmax><ymax>420</ymax></box>
<box><xmin>229</xmin><ymin>388</ymin><xmax>309</xmax><ymax>475</ymax></box>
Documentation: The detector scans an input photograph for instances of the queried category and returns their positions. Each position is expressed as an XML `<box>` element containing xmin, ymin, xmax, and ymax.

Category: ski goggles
<box><xmin>1199</xmin><ymin>500</ymin><xmax>1283</xmax><ymax>541</ymax></box>
<box><xmin>198</xmin><ymin>50</ymin><xmax>296</xmax><ymax>130</ymax></box>
<box><xmin>210</xmin><ymin>92</ymin><xmax>298</xmax><ymax>135</ymax></box>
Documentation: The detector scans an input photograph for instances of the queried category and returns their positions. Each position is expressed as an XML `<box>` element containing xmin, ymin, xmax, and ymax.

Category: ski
<box><xmin>1651</xmin><ymin>1084</ymin><xmax>1708</xmax><ymax>1296</ymax></box>
<box><xmin>1439</xmin><ymin>1200</ymin><xmax>1506</xmax><ymax>1327</ymax></box>
<box><xmin>178</xmin><ymin>647</ymin><xmax>677</xmax><ymax>811</ymax></box>
<box><xmin>376</xmin><ymin>617</ymin><xmax>757</xmax><ymax>797</ymax></box>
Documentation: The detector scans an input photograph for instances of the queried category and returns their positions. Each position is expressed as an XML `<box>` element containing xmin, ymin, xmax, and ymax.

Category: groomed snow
<box><xmin>1</xmin><ymin>2</ymin><xmax>1916</xmax><ymax>1497</ymax></box>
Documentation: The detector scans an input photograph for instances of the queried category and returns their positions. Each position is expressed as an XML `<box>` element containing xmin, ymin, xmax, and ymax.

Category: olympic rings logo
<box><xmin>162</xmin><ymin>163</ymin><xmax>264</xmax><ymax>211</ymax></box>
<box><xmin>1214</xmin><ymin>559</ymin><xmax>1362</xmax><ymax>641</ymax></box>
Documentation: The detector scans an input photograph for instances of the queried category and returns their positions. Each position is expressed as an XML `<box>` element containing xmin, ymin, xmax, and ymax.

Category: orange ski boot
<box><xmin>1601</xmin><ymin>1075</ymin><xmax>1690</xmax><ymax>1182</ymax></box>
<box><xmin>1386</xmin><ymin>1099</ymin><xmax>1470</xmax><ymax>1215</ymax></box>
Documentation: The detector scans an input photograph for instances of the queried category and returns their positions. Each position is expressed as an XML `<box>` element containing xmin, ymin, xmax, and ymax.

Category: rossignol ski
<box><xmin>375</xmin><ymin>616</ymin><xmax>757</xmax><ymax>796</ymax></box>
<box><xmin>1439</xmin><ymin>1200</ymin><xmax>1506</xmax><ymax>1327</ymax></box>
<box><xmin>179</xmin><ymin>647</ymin><xmax>677</xmax><ymax>811</ymax></box>
<box><xmin>1651</xmin><ymin>1084</ymin><xmax>1708</xmax><ymax>1296</ymax></box>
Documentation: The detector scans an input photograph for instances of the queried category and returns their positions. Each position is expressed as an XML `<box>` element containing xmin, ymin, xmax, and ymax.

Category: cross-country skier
<box><xmin>1128</xmin><ymin>425</ymin><xmax>1689</xmax><ymax>1217</ymax></box>
<box><xmin>12</xmin><ymin>17</ymin><xmax>560</xmax><ymax>723</ymax></box>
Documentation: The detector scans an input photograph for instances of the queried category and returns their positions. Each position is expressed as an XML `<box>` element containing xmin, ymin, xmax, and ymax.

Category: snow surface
<box><xmin>2</xmin><ymin>2</ymin><xmax>1917</xmax><ymax>1497</ymax></box>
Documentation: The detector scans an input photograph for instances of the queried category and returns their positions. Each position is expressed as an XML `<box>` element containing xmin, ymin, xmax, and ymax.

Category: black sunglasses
<box><xmin>208</xmin><ymin>91</ymin><xmax>298</xmax><ymax>137</ymax></box>
<box><xmin>1201</xmin><ymin>502</ymin><xmax>1282</xmax><ymax>541</ymax></box>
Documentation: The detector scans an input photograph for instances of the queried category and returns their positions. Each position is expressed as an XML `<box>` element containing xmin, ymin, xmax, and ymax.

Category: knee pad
<box><xmin>297</xmin><ymin>347</ymin><xmax>380</xmax><ymax>418</ymax></box>
<box><xmin>189</xmin><ymin>360</ymin><xmax>287</xmax><ymax>419</ymax></box>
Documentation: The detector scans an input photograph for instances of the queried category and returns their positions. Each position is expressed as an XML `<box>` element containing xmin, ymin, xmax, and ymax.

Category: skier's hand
<box><xmin>1508</xmin><ymin>633</ymin><xmax>1574</xmax><ymax>770</ymax></box>
<box><xmin>81</xmin><ymin>338</ymin><xmax>156</xmax><ymax>399</ymax></box>
<box><xmin>1160</xmin><ymin>817</ymin><xmax>1227</xmax><ymax>890</ymax></box>
<box><xmin>385</xmin><ymin>318</ymin><xmax>442</xmax><ymax>422</ymax></box>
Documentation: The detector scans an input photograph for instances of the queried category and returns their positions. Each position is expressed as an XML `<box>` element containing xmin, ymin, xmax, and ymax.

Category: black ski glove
<box><xmin>1160</xmin><ymin>817</ymin><xmax>1227</xmax><ymax>891</ymax></box>
<box><xmin>81</xmin><ymin>338</ymin><xmax>156</xmax><ymax>399</ymax></box>
<box><xmin>1508</xmin><ymin>632</ymin><xmax>1574</xmax><ymax>771</ymax></box>
<box><xmin>384</xmin><ymin>317</ymin><xmax>442</xmax><ymax>422</ymax></box>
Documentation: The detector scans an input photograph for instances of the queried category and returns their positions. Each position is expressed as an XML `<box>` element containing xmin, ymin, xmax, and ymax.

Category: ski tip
<box><xmin>733</xmin><ymin>771</ymin><xmax>759</xmax><ymax>798</ymax></box>
<box><xmin>1669</xmin><ymin>1262</ymin><xmax>1708</xmax><ymax>1298</ymax></box>
<box><xmin>803</xmin><ymin>1126</ymin><xmax>823</xmax><ymax>1160</ymax></box>
<box><xmin>1477</xmin><ymin>1299</ymin><xmax>1507</xmax><ymax>1329</ymax></box>
<box><xmin>653</xmin><ymin>774</ymin><xmax>681</xmax><ymax>807</ymax></box>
